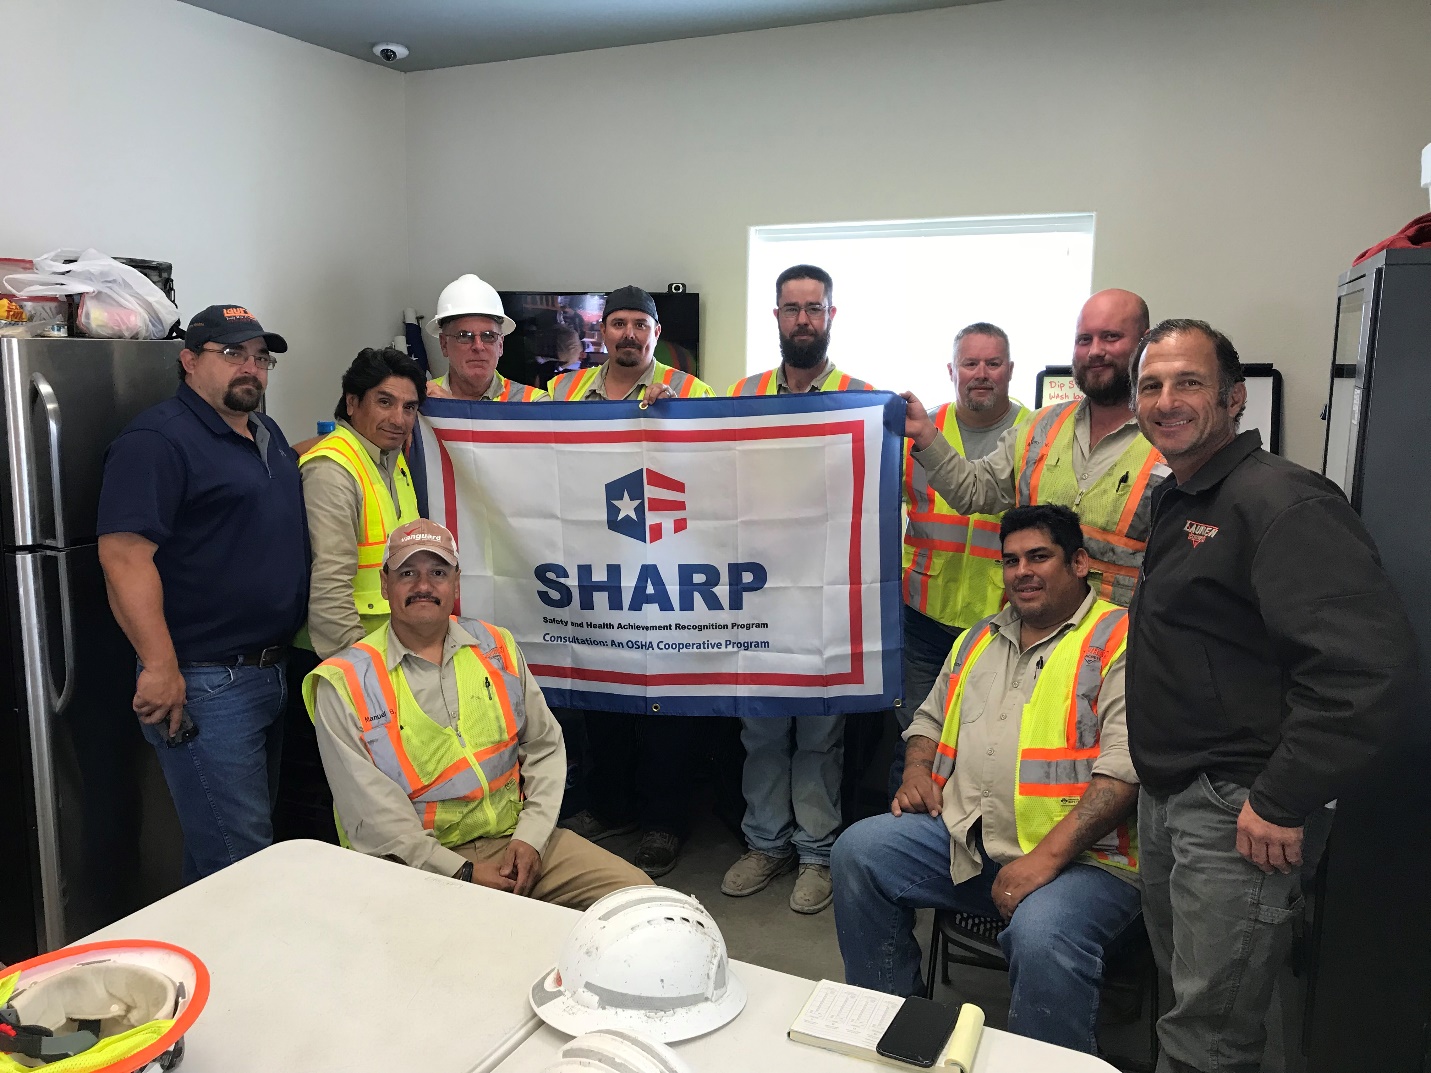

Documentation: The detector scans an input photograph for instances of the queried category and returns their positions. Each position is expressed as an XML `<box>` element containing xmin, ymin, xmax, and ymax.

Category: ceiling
<box><xmin>178</xmin><ymin>0</ymin><xmax>995</xmax><ymax>72</ymax></box>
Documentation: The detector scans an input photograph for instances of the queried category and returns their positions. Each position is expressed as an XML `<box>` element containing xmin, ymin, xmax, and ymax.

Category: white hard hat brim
<box><xmin>529</xmin><ymin>965</ymin><xmax>747</xmax><ymax>1044</ymax></box>
<box><xmin>422</xmin><ymin>312</ymin><xmax>517</xmax><ymax>338</ymax></box>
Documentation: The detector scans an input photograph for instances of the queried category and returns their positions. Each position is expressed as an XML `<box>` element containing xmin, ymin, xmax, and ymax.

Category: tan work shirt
<box><xmin>576</xmin><ymin>360</ymin><xmax>662</xmax><ymax>401</ymax></box>
<box><xmin>903</xmin><ymin>588</ymin><xmax>1137</xmax><ymax>886</ymax></box>
<box><xmin>437</xmin><ymin>371</ymin><xmax>550</xmax><ymax>401</ymax></box>
<box><xmin>300</xmin><ymin>421</ymin><xmax>406</xmax><ymax>659</ymax></box>
<box><xmin>775</xmin><ymin>358</ymin><xmax>838</xmax><ymax>393</ymax></box>
<box><xmin>311</xmin><ymin>619</ymin><xmax>566</xmax><ymax>877</ymax></box>
<box><xmin>913</xmin><ymin>398</ymin><xmax>1148</xmax><ymax>516</ymax></box>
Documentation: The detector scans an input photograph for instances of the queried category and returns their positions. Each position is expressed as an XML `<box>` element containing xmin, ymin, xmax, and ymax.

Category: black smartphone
<box><xmin>875</xmin><ymin>996</ymin><xmax>960</xmax><ymax>1068</ymax></box>
<box><xmin>165</xmin><ymin>710</ymin><xmax>199</xmax><ymax>748</ymax></box>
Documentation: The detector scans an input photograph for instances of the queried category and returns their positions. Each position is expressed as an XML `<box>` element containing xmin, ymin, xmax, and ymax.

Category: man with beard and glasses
<box><xmin>306</xmin><ymin>520</ymin><xmax>650</xmax><ymax>907</ymax></box>
<box><xmin>98</xmin><ymin>305</ymin><xmax>308</xmax><ymax>881</ymax></box>
<box><xmin>552</xmin><ymin>286</ymin><xmax>715</xmax><ymax>880</ymax></box>
<box><xmin>891</xmin><ymin>323</ymin><xmax>1032</xmax><ymax>798</ymax></box>
<box><xmin>722</xmin><ymin>264</ymin><xmax>874</xmax><ymax>915</ymax></box>
<box><xmin>902</xmin><ymin>289</ymin><xmax>1167</xmax><ymax>608</ymax></box>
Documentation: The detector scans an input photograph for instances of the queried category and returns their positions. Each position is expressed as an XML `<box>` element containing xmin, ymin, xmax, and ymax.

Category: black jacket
<box><xmin>1126</xmin><ymin>431</ymin><xmax>1416</xmax><ymax>826</ymax></box>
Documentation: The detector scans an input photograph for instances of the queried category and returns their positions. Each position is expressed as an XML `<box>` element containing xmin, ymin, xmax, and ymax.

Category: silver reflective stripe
<box><xmin>1015</xmin><ymin>403</ymin><xmax>1073</xmax><ymax>506</ymax></box>
<box><xmin>931</xmin><ymin>617</ymin><xmax>998</xmax><ymax>784</ymax></box>
<box><xmin>411</xmin><ymin>740</ymin><xmax>520</xmax><ymax>803</ymax></box>
<box><xmin>343</xmin><ymin>649</ymin><xmax>411</xmax><ymax>789</ymax></box>
<box><xmin>733</xmin><ymin>376</ymin><xmax>766</xmax><ymax>396</ymax></box>
<box><xmin>459</xmin><ymin>617</ymin><xmax>527</xmax><ymax>738</ymax></box>
<box><xmin>1019</xmin><ymin>756</ymin><xmax>1094</xmax><ymax>787</ymax></box>
<box><xmin>1071</xmin><ymin>609</ymin><xmax>1128</xmax><ymax>749</ymax></box>
<box><xmin>1083</xmin><ymin>536</ymin><xmax>1143</xmax><ymax>569</ymax></box>
<box><xmin>582</xmin><ymin>981</ymin><xmax>712</xmax><ymax>1012</ymax></box>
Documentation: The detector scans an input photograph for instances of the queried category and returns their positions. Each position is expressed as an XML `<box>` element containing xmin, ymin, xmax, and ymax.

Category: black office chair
<box><xmin>925</xmin><ymin>909</ymin><xmax>1159</xmax><ymax>1072</ymax></box>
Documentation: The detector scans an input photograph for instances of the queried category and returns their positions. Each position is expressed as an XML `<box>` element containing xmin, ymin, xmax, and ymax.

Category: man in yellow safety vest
<box><xmin>892</xmin><ymin>321</ymin><xmax>1032</xmax><ymax>795</ymax></box>
<box><xmin>424</xmin><ymin>273</ymin><xmax>549</xmax><ymax>401</ymax></box>
<box><xmin>552</xmin><ymin>286</ymin><xmax>715</xmax><ymax>880</ymax></box>
<box><xmin>721</xmin><ymin>264</ymin><xmax>874</xmax><ymax>916</ymax></box>
<box><xmin>902</xmin><ymin>290</ymin><xmax>1167</xmax><ymax>609</ymax></box>
<box><xmin>306</xmin><ymin>519</ymin><xmax>650</xmax><ymax>908</ymax></box>
<box><xmin>832</xmin><ymin>504</ymin><xmax>1141</xmax><ymax>1054</ymax></box>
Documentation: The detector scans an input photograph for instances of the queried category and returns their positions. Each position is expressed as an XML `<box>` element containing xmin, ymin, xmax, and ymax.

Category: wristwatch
<box><xmin>454</xmin><ymin>861</ymin><xmax>473</xmax><ymax>883</ymax></box>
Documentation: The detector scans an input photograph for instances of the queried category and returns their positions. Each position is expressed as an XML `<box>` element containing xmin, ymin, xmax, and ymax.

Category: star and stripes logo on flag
<box><xmin>605</xmin><ymin>467</ymin><xmax>688</xmax><ymax>544</ymax></box>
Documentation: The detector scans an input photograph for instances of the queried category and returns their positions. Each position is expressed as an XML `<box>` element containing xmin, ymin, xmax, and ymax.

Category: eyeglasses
<box><xmin>440</xmin><ymin>330</ymin><xmax>502</xmax><ymax>349</ymax></box>
<box><xmin>778</xmin><ymin>303</ymin><xmax>829</xmax><ymax>321</ymax></box>
<box><xmin>200</xmin><ymin>346</ymin><xmax>278</xmax><ymax>370</ymax></box>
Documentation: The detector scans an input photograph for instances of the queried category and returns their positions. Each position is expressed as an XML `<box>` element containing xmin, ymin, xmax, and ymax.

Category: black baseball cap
<box><xmin>184</xmin><ymin>304</ymin><xmax>289</xmax><ymax>353</ymax></box>
<box><xmin>602</xmin><ymin>286</ymin><xmax>658</xmax><ymax>323</ymax></box>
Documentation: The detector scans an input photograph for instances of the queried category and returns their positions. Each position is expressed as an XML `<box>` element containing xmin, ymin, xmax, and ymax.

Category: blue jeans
<box><xmin>832</xmin><ymin>811</ymin><xmax>1143</xmax><ymax>1053</ymax></box>
<box><xmin>888</xmin><ymin>606</ymin><xmax>963</xmax><ymax>800</ymax></box>
<box><xmin>1140</xmin><ymin>777</ymin><xmax>1309</xmax><ymax>1073</ymax></box>
<box><xmin>139</xmin><ymin>661</ymin><xmax>287</xmax><ymax>883</ymax></box>
<box><xmin>740</xmin><ymin>715</ymin><xmax>844</xmax><ymax>864</ymax></box>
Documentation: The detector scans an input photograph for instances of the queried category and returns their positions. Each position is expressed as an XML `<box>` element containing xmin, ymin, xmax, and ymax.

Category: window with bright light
<box><xmin>746</xmin><ymin>214</ymin><xmax>1095</xmax><ymax>409</ymax></box>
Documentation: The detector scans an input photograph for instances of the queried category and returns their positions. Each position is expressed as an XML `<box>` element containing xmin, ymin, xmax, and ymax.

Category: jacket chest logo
<box><xmin>1184</xmin><ymin>520</ymin><xmax>1219</xmax><ymax>548</ymax></box>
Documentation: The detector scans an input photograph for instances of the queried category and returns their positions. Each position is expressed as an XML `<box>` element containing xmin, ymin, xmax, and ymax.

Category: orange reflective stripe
<box><xmin>322</xmin><ymin>438</ymin><xmax>387</xmax><ymax>544</ymax></box>
<box><xmin>351</xmin><ymin>642</ymin><xmax>423</xmax><ymax>790</ymax></box>
<box><xmin>1080</xmin><ymin>524</ymin><xmax>1147</xmax><ymax>552</ymax></box>
<box><xmin>1116</xmin><ymin>449</ymin><xmax>1162</xmax><ymax>534</ymax></box>
<box><xmin>1019</xmin><ymin>782</ymin><xmax>1091</xmax><ymax>798</ymax></box>
<box><xmin>931</xmin><ymin>741</ymin><xmax>958</xmax><ymax>788</ymax></box>
<box><xmin>829</xmin><ymin>372</ymin><xmax>852</xmax><ymax>391</ymax></box>
<box><xmin>675</xmin><ymin>373</ymin><xmax>697</xmax><ymax>398</ymax></box>
<box><xmin>1026</xmin><ymin>405</ymin><xmax>1077</xmax><ymax>506</ymax></box>
<box><xmin>335</xmin><ymin>660</ymin><xmax>376</xmax><ymax>732</ymax></box>
<box><xmin>1021</xmin><ymin>745</ymin><xmax>1102</xmax><ymax>761</ymax></box>
<box><xmin>422</xmin><ymin>801</ymin><xmax>438</xmax><ymax>830</ymax></box>
<box><xmin>758</xmin><ymin>370</ymin><xmax>777</xmax><ymax>395</ymax></box>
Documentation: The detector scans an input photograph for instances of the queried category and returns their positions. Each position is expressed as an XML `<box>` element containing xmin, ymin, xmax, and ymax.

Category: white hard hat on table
<box><xmin>530</xmin><ymin>887</ymin><xmax>746</xmax><ymax>1043</ymax></box>
<box><xmin>425</xmin><ymin>273</ymin><xmax>516</xmax><ymax>336</ymax></box>
<box><xmin>540</xmin><ymin>1029</ymin><xmax>695</xmax><ymax>1073</ymax></box>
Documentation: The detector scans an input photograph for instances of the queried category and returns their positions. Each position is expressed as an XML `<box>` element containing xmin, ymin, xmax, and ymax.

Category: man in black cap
<box><xmin>548</xmin><ymin>286</ymin><xmax>713</xmax><ymax>402</ymax></box>
<box><xmin>551</xmin><ymin>286</ymin><xmax>714</xmax><ymax>878</ymax></box>
<box><xmin>98</xmin><ymin>304</ymin><xmax>309</xmax><ymax>882</ymax></box>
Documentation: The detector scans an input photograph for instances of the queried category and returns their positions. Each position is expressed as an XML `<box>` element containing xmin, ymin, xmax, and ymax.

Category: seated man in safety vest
<box><xmin>306</xmin><ymin>518</ymin><xmax>652</xmax><ymax>908</ymax></box>
<box><xmin>831</xmin><ymin>504</ymin><xmax>1141</xmax><ymax>1054</ymax></box>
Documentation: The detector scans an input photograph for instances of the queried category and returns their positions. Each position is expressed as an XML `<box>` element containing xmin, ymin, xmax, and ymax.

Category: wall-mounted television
<box><xmin>494</xmin><ymin>290</ymin><xmax>700</xmax><ymax>391</ymax></box>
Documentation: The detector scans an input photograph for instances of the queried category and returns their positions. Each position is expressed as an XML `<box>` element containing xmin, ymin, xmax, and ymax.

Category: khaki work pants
<box><xmin>453</xmin><ymin>828</ymin><xmax>651</xmax><ymax>910</ymax></box>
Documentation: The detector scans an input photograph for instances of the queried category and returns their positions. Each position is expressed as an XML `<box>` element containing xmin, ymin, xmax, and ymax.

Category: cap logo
<box><xmin>403</xmin><ymin>532</ymin><xmax>444</xmax><ymax>544</ymax></box>
<box><xmin>222</xmin><ymin>307</ymin><xmax>253</xmax><ymax>320</ymax></box>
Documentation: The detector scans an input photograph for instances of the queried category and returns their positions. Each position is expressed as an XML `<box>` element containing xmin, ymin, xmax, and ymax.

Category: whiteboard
<box><xmin>1035</xmin><ymin>363</ymin><xmax>1283</xmax><ymax>454</ymax></box>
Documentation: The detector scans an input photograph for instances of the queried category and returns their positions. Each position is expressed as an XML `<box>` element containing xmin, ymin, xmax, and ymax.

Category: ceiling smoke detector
<box><xmin>372</xmin><ymin>42</ymin><xmax>409</xmax><ymax>63</ymax></box>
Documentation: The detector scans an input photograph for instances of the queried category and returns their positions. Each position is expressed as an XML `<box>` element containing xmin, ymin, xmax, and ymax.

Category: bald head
<box><xmin>1072</xmin><ymin>288</ymin><xmax>1149</xmax><ymax>407</ymax></box>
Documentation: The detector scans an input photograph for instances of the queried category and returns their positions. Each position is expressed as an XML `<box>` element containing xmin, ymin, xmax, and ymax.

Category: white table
<box><xmin>85</xmin><ymin>839</ymin><xmax>568</xmax><ymax>1073</ymax></box>
<box><xmin>490</xmin><ymin>959</ymin><xmax>1121</xmax><ymax>1073</ymax></box>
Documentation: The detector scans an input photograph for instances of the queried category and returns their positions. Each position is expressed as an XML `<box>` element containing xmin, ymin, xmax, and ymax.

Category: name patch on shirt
<box><xmin>1184</xmin><ymin>521</ymin><xmax>1219</xmax><ymax>548</ymax></box>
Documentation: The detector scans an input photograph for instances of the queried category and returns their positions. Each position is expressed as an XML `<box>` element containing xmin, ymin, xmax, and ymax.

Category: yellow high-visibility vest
<box><xmin>903</xmin><ymin>401</ymin><xmax>1031</xmax><ymax>629</ymax></box>
<box><xmin>431</xmin><ymin>373</ymin><xmax>547</xmax><ymax>401</ymax></box>
<box><xmin>726</xmin><ymin>365</ymin><xmax>873</xmax><ymax>395</ymax></box>
<box><xmin>303</xmin><ymin>618</ymin><xmax>525</xmax><ymax>848</ymax></box>
<box><xmin>300</xmin><ymin>425</ymin><xmax>420</xmax><ymax>624</ymax></box>
<box><xmin>548</xmin><ymin>361</ymin><xmax>715</xmax><ymax>401</ymax></box>
<box><xmin>931</xmin><ymin>599</ymin><xmax>1136</xmax><ymax>874</ymax></box>
<box><xmin>1012</xmin><ymin>401</ymin><xmax>1162</xmax><ymax>607</ymax></box>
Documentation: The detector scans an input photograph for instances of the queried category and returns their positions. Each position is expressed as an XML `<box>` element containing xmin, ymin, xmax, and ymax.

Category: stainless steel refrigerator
<box><xmin>1</xmin><ymin>336</ymin><xmax>186</xmax><ymax>963</ymax></box>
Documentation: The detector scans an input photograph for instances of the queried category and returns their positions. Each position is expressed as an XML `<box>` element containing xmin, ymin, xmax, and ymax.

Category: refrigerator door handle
<box><xmin>32</xmin><ymin>372</ymin><xmax>68</xmax><ymax>549</ymax></box>
<box><xmin>31</xmin><ymin>373</ymin><xmax>75</xmax><ymax>713</ymax></box>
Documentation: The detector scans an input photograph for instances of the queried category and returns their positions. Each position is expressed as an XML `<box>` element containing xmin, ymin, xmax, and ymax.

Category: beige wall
<box><xmin>405</xmin><ymin>0</ymin><xmax>1431</xmax><ymax>467</ymax></box>
<box><xmin>2</xmin><ymin>0</ymin><xmax>409</xmax><ymax>439</ymax></box>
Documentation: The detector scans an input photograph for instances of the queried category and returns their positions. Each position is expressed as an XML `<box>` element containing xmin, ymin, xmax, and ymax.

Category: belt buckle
<box><xmin>256</xmin><ymin>645</ymin><xmax>283</xmax><ymax>668</ymax></box>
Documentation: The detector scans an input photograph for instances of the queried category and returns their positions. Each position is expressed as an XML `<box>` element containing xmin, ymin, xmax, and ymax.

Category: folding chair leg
<box><xmin>925</xmin><ymin>915</ymin><xmax>941</xmax><ymax>999</ymax></box>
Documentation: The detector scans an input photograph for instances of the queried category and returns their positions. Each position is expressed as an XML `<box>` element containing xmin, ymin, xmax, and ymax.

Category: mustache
<box><xmin>404</xmin><ymin>593</ymin><xmax>439</xmax><ymax>605</ymax></box>
<box><xmin>230</xmin><ymin>375</ymin><xmax>262</xmax><ymax>390</ymax></box>
<box><xmin>616</xmin><ymin>338</ymin><xmax>641</xmax><ymax>349</ymax></box>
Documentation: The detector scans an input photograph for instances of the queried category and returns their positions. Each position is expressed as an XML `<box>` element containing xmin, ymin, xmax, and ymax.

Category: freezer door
<box><xmin>4</xmin><ymin>545</ymin><xmax>182</xmax><ymax>958</ymax></box>
<box><xmin>0</xmin><ymin>337</ymin><xmax>181</xmax><ymax>549</ymax></box>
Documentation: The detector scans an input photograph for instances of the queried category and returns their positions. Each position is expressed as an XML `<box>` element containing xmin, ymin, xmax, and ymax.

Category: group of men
<box><xmin>94</xmin><ymin>266</ymin><xmax>1415</xmax><ymax>1073</ymax></box>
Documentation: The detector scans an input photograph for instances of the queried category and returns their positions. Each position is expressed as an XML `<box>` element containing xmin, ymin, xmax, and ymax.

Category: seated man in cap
<box><xmin>305</xmin><ymin>519</ymin><xmax>651</xmax><ymax>908</ymax></box>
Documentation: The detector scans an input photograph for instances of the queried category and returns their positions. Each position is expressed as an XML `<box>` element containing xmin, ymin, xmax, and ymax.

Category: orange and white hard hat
<box><xmin>0</xmin><ymin>940</ymin><xmax>208</xmax><ymax>1072</ymax></box>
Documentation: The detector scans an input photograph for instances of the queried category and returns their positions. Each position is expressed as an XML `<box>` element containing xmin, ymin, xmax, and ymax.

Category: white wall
<box><xmin>1</xmin><ymin>0</ymin><xmax>408</xmax><ymax>439</ymax></box>
<box><xmin>405</xmin><ymin>0</ymin><xmax>1431</xmax><ymax>468</ymax></box>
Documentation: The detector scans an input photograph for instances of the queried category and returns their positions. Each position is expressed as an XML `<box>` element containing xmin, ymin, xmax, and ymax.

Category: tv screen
<box><xmin>495</xmin><ymin>290</ymin><xmax>700</xmax><ymax>391</ymax></box>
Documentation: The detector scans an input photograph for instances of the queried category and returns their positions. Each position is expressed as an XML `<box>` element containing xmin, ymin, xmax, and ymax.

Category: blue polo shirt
<box><xmin>97</xmin><ymin>381</ymin><xmax>310</xmax><ymax>662</ymax></box>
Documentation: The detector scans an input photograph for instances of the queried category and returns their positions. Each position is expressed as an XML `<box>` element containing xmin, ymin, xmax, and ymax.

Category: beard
<box><xmin>779</xmin><ymin>328</ymin><xmax>830</xmax><ymax>370</ymax></box>
<box><xmin>1074</xmin><ymin>361</ymin><xmax>1132</xmax><ymax>407</ymax></box>
<box><xmin>962</xmin><ymin>380</ymin><xmax>998</xmax><ymax>412</ymax></box>
<box><xmin>611</xmin><ymin>339</ymin><xmax>646</xmax><ymax>368</ymax></box>
<box><xmin>223</xmin><ymin>376</ymin><xmax>264</xmax><ymax>412</ymax></box>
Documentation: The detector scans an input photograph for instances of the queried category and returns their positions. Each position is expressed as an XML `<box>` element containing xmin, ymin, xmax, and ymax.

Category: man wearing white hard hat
<box><xmin>306</xmin><ymin>519</ymin><xmax>649</xmax><ymax>907</ymax></box>
<box><xmin>425</xmin><ymin>274</ymin><xmax>549</xmax><ymax>401</ymax></box>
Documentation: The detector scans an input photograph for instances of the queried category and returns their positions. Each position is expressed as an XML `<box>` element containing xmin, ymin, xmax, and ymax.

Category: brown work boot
<box><xmin>790</xmin><ymin>863</ymin><xmax>833</xmax><ymax>914</ymax></box>
<box><xmin>720</xmin><ymin>849</ymin><xmax>796</xmax><ymax>897</ymax></box>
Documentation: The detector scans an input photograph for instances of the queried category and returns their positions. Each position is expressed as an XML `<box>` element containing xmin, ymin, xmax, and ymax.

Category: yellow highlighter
<box><xmin>940</xmin><ymin>1003</ymin><xmax>985</xmax><ymax>1072</ymax></box>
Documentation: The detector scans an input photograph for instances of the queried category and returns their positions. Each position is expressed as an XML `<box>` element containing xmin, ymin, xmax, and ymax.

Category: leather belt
<box><xmin>180</xmin><ymin>645</ymin><xmax>288</xmax><ymax>669</ymax></box>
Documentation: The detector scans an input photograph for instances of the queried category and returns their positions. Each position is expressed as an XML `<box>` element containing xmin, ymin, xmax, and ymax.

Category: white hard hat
<box><xmin>540</xmin><ymin>1029</ymin><xmax>695</xmax><ymax>1073</ymax></box>
<box><xmin>0</xmin><ymin>939</ymin><xmax>208</xmax><ymax>1071</ymax></box>
<box><xmin>530</xmin><ymin>887</ymin><xmax>746</xmax><ymax>1043</ymax></box>
<box><xmin>425</xmin><ymin>273</ymin><xmax>515</xmax><ymax>337</ymax></box>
